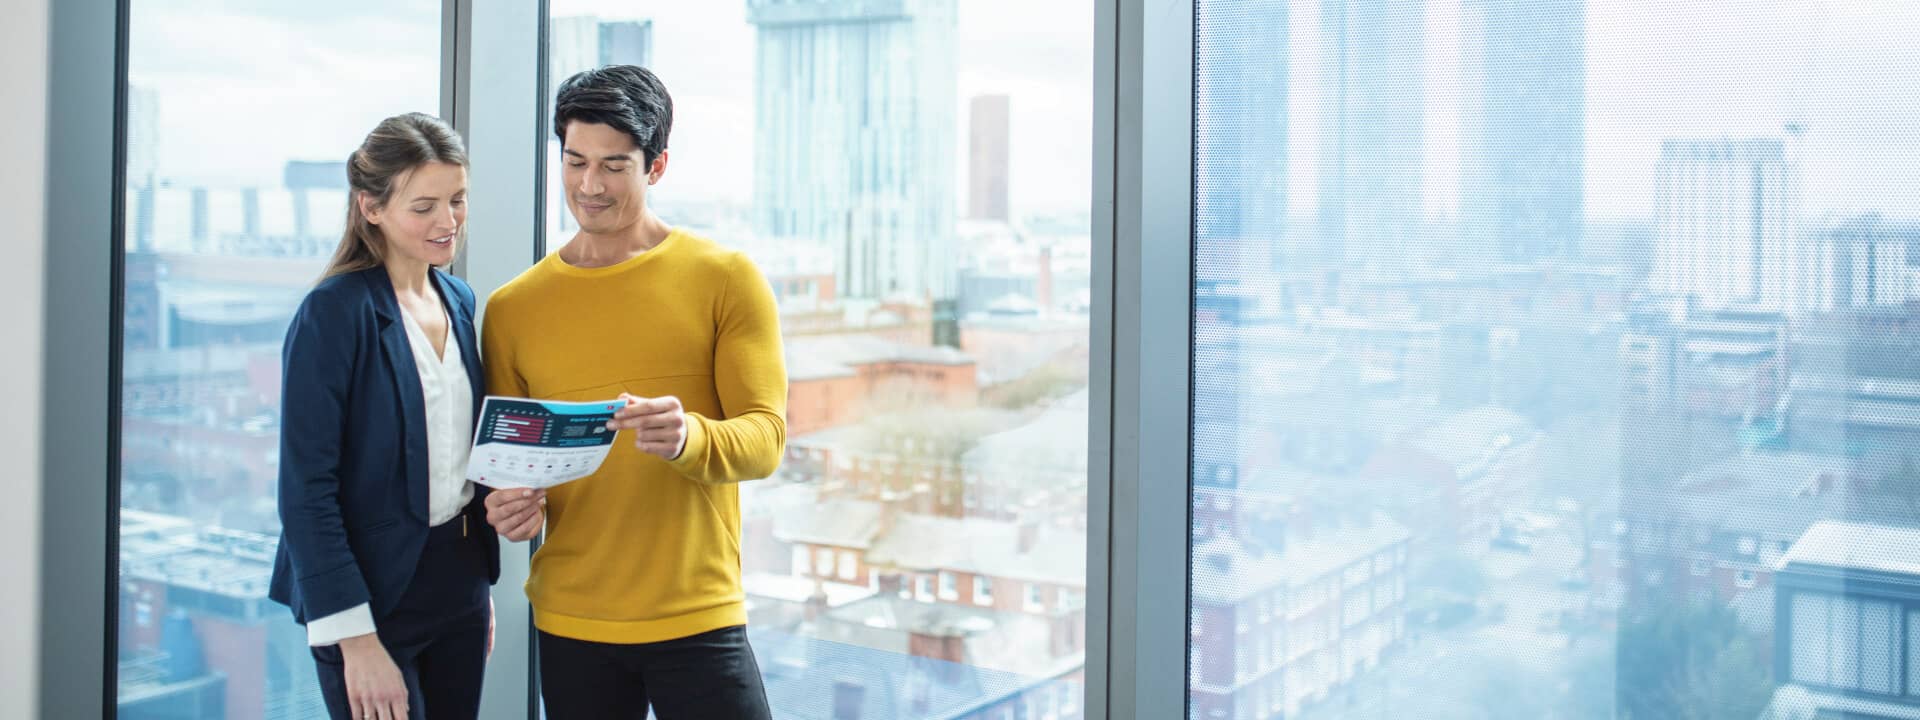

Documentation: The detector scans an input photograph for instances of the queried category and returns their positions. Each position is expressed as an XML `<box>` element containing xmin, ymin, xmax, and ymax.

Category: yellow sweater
<box><xmin>481</xmin><ymin>228</ymin><xmax>787</xmax><ymax>644</ymax></box>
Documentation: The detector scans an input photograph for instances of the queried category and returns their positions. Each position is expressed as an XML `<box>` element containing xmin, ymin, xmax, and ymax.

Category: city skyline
<box><xmin>110</xmin><ymin>0</ymin><xmax>1920</xmax><ymax>718</ymax></box>
<box><xmin>134</xmin><ymin>1</ymin><xmax>1920</xmax><ymax>224</ymax></box>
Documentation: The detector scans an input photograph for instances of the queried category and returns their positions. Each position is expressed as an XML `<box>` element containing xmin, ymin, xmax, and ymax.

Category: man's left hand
<box><xmin>608</xmin><ymin>393</ymin><xmax>687</xmax><ymax>460</ymax></box>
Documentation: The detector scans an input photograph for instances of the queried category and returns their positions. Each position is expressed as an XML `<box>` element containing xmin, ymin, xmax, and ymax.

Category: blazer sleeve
<box><xmin>275</xmin><ymin>291</ymin><xmax>374</xmax><ymax>620</ymax></box>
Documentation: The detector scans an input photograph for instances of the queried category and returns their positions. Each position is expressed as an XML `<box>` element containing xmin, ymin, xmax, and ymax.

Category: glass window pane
<box><xmin>1861</xmin><ymin>600</ymin><xmax>1897</xmax><ymax>694</ymax></box>
<box><xmin>1910</xmin><ymin>609</ymin><xmax>1919</xmax><ymax>696</ymax></box>
<box><xmin>1189</xmin><ymin>0</ymin><xmax>1920</xmax><ymax>717</ymax></box>
<box><xmin>1834</xmin><ymin>597</ymin><xmax>1861</xmax><ymax>690</ymax></box>
<box><xmin>815</xmin><ymin>547</ymin><xmax>835</xmax><ymax>577</ymax></box>
<box><xmin>1793</xmin><ymin>594</ymin><xmax>1832</xmax><ymax>687</ymax></box>
<box><xmin>837</xmin><ymin>550</ymin><xmax>859</xmax><ymax>581</ymax></box>
<box><xmin>116</xmin><ymin>2</ymin><xmax>441</xmax><ymax>718</ymax></box>
<box><xmin>546</xmin><ymin>5</ymin><xmax>1093</xmax><ymax>713</ymax></box>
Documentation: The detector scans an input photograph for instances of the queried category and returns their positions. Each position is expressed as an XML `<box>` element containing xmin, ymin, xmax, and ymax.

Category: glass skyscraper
<box><xmin>746</xmin><ymin>0</ymin><xmax>958</xmax><ymax>302</ymax></box>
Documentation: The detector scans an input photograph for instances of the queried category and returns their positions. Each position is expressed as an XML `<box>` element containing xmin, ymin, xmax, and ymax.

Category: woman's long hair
<box><xmin>321</xmin><ymin>113</ymin><xmax>468</xmax><ymax>279</ymax></box>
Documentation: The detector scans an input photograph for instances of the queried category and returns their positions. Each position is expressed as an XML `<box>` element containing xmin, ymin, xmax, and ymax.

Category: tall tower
<box><xmin>1317</xmin><ymin>0</ymin><xmax>1424</xmax><ymax>274</ymax></box>
<box><xmin>1463</xmin><ymin>0</ymin><xmax>1585</xmax><ymax>264</ymax></box>
<box><xmin>1653</xmin><ymin>138</ymin><xmax>1807</xmax><ymax>313</ymax></box>
<box><xmin>598</xmin><ymin>20</ymin><xmax>652</xmax><ymax>68</ymax></box>
<box><xmin>1195</xmin><ymin>0</ymin><xmax>1287</xmax><ymax>263</ymax></box>
<box><xmin>747</xmin><ymin>0</ymin><xmax>959</xmax><ymax>302</ymax></box>
<box><xmin>550</xmin><ymin>16</ymin><xmax>601</xmax><ymax>89</ymax></box>
<box><xmin>968</xmin><ymin>94</ymin><xmax>1010</xmax><ymax>223</ymax></box>
<box><xmin>128</xmin><ymin>85</ymin><xmax>160</xmax><ymax>253</ymax></box>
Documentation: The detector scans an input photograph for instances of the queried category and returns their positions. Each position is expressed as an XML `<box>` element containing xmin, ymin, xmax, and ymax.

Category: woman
<box><xmin>267</xmin><ymin>112</ymin><xmax>499</xmax><ymax>720</ymax></box>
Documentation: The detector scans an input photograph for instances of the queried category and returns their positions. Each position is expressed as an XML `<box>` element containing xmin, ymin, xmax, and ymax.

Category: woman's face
<box><xmin>362</xmin><ymin>161</ymin><xmax>468</xmax><ymax>268</ymax></box>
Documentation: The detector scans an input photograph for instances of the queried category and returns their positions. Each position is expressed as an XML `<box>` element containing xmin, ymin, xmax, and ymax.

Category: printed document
<box><xmin>466</xmin><ymin>396</ymin><xmax>623</xmax><ymax>489</ymax></box>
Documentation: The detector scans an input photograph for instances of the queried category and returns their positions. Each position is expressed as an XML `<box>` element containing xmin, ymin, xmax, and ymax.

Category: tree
<box><xmin>1472</xmin><ymin>657</ymin><xmax>1559</xmax><ymax>720</ymax></box>
<box><xmin>1616</xmin><ymin>597</ymin><xmax>1774</xmax><ymax>720</ymax></box>
<box><xmin>982</xmin><ymin>358</ymin><xmax>1086</xmax><ymax>410</ymax></box>
<box><xmin>1867</xmin><ymin>455</ymin><xmax>1920</xmax><ymax>525</ymax></box>
<box><xmin>1564</xmin><ymin>641</ymin><xmax>1618</xmax><ymax>720</ymax></box>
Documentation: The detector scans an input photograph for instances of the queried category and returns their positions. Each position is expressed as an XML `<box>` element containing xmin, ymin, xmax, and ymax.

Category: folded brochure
<box><xmin>466</xmin><ymin>396</ymin><xmax>623</xmax><ymax>489</ymax></box>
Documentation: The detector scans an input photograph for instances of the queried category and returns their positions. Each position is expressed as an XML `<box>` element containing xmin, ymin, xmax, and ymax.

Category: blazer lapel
<box><xmin>365</xmin><ymin>269</ymin><xmax>432</xmax><ymax>523</ymax></box>
<box><xmin>433</xmin><ymin>270</ymin><xmax>487</xmax><ymax>424</ymax></box>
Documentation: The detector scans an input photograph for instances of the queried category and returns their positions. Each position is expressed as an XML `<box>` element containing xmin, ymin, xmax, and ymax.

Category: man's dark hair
<box><xmin>553</xmin><ymin>65</ymin><xmax>673</xmax><ymax>167</ymax></box>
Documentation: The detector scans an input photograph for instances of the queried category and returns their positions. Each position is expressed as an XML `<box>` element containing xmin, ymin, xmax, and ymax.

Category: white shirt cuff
<box><xmin>306</xmin><ymin>602</ymin><xmax>377</xmax><ymax>647</ymax></box>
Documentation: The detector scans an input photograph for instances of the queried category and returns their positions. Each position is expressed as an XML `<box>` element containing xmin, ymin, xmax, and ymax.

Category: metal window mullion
<box><xmin>1101</xmin><ymin>0</ymin><xmax>1195</xmax><ymax>718</ymax></box>
<box><xmin>44</xmin><ymin>0</ymin><xmax>119</xmax><ymax>715</ymax></box>
<box><xmin>449</xmin><ymin>1</ymin><xmax>543</xmax><ymax>717</ymax></box>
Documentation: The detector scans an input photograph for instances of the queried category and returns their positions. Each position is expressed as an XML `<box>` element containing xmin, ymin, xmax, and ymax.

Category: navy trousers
<box><xmin>311</xmin><ymin>516</ymin><xmax>490</xmax><ymax>720</ymax></box>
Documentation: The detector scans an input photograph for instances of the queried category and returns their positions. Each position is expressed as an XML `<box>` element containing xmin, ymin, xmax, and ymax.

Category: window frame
<box><xmin>56</xmin><ymin>0</ymin><xmax>1152</xmax><ymax>716</ymax></box>
<box><xmin>44</xmin><ymin>0</ymin><xmax>118</xmax><ymax>713</ymax></box>
<box><xmin>837</xmin><ymin>550</ymin><xmax>860</xmax><ymax>582</ymax></box>
<box><xmin>940</xmin><ymin>569</ymin><xmax>960</xmax><ymax>601</ymax></box>
<box><xmin>1788</xmin><ymin>590</ymin><xmax>1915</xmax><ymax>699</ymax></box>
<box><xmin>68</xmin><ymin>0</ymin><xmax>550</xmax><ymax>714</ymax></box>
<box><xmin>1094</xmin><ymin>0</ymin><xmax>1193</xmax><ymax>716</ymax></box>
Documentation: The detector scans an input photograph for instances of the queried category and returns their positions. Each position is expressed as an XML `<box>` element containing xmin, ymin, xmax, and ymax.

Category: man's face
<box><xmin>560</xmin><ymin>121</ymin><xmax>665</xmax><ymax>236</ymax></box>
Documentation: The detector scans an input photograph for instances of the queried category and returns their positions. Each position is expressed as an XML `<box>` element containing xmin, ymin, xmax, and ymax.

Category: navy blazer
<box><xmin>268</xmin><ymin>267</ymin><xmax>501</xmax><ymax>626</ymax></box>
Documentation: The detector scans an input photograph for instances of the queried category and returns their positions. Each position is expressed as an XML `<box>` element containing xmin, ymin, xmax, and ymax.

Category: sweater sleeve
<box><xmin>666</xmin><ymin>252</ymin><xmax>788</xmax><ymax>484</ymax></box>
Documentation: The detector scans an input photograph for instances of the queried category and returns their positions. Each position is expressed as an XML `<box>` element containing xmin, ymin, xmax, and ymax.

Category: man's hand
<box><xmin>484</xmin><ymin>488</ymin><xmax>545</xmax><ymax>542</ymax></box>
<box><xmin>608</xmin><ymin>393</ymin><xmax>687</xmax><ymax>460</ymax></box>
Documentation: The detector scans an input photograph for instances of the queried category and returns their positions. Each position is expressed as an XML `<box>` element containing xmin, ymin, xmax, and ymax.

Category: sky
<box><xmin>546</xmin><ymin>0</ymin><xmax>1097</xmax><ymax>218</ymax></box>
<box><xmin>131</xmin><ymin>0</ymin><xmax>1919</xmax><ymax>224</ymax></box>
<box><xmin>1582</xmin><ymin>0</ymin><xmax>1920</xmax><ymax>222</ymax></box>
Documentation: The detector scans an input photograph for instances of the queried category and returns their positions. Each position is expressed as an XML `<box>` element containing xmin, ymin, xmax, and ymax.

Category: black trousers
<box><xmin>538</xmin><ymin>625</ymin><xmax>772</xmax><ymax>720</ymax></box>
<box><xmin>312</xmin><ymin>517</ymin><xmax>491</xmax><ymax>720</ymax></box>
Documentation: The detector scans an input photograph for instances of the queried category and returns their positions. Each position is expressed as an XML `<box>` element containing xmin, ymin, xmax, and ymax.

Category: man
<box><xmin>481</xmin><ymin>65</ymin><xmax>785</xmax><ymax>719</ymax></box>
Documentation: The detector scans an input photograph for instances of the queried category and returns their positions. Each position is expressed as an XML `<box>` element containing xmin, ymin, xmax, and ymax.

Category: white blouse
<box><xmin>306</xmin><ymin>295</ymin><xmax>476</xmax><ymax>646</ymax></box>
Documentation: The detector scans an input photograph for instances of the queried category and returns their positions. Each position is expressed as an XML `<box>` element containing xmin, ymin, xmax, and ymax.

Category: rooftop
<box><xmin>816</xmin><ymin>594</ymin><xmax>1085</xmax><ymax>679</ymax></box>
<box><xmin>963</xmin><ymin>390</ymin><xmax>1090</xmax><ymax>475</ymax></box>
<box><xmin>1191</xmin><ymin>515</ymin><xmax>1409</xmax><ymax>604</ymax></box>
<box><xmin>1779</xmin><ymin>520</ymin><xmax>1920</xmax><ymax>578</ymax></box>
<box><xmin>750</xmin><ymin>626</ymin><xmax>1063</xmax><ymax>720</ymax></box>
<box><xmin>787</xmin><ymin>335</ymin><xmax>975</xmax><ymax>372</ymax></box>
<box><xmin>866</xmin><ymin>515</ymin><xmax>1086</xmax><ymax>587</ymax></box>
<box><xmin>743</xmin><ymin>572</ymin><xmax>879</xmax><ymax>609</ymax></box>
<box><xmin>1404</xmin><ymin>405</ymin><xmax>1539</xmax><ymax>479</ymax></box>
<box><xmin>120</xmin><ymin>510</ymin><xmax>276</xmax><ymax>601</ymax></box>
<box><xmin>1758</xmin><ymin>683</ymin><xmax>1920</xmax><ymax>720</ymax></box>
<box><xmin>772</xmin><ymin>498</ymin><xmax>887</xmax><ymax>550</ymax></box>
<box><xmin>1674</xmin><ymin>453</ymin><xmax>1853</xmax><ymax>539</ymax></box>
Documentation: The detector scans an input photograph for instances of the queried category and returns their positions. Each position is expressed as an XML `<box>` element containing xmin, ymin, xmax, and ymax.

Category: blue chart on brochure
<box><xmin>466</xmin><ymin>396</ymin><xmax>623</xmax><ymax>489</ymax></box>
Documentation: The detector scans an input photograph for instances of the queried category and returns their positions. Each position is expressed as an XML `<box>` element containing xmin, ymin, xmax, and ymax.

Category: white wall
<box><xmin>0</xmin><ymin>0</ymin><xmax>48</xmax><ymax>715</ymax></box>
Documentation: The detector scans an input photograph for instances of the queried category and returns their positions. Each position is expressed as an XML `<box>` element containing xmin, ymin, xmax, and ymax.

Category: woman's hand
<box><xmin>339</xmin><ymin>633</ymin><xmax>409</xmax><ymax>719</ymax></box>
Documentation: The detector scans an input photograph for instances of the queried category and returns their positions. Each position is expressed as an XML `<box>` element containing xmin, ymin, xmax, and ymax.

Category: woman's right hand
<box><xmin>485</xmin><ymin>488</ymin><xmax>546</xmax><ymax>542</ymax></box>
<box><xmin>339</xmin><ymin>634</ymin><xmax>409</xmax><ymax>720</ymax></box>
